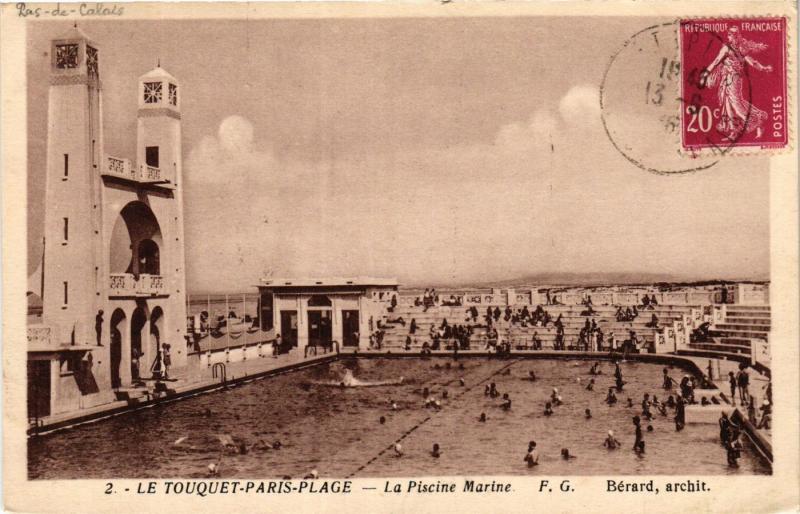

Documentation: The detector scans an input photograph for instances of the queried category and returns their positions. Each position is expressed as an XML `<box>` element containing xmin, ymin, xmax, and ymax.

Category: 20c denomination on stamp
<box><xmin>680</xmin><ymin>17</ymin><xmax>788</xmax><ymax>151</ymax></box>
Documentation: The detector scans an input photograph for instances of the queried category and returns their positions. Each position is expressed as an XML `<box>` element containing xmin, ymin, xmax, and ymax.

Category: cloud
<box><xmin>558</xmin><ymin>85</ymin><xmax>601</xmax><ymax>125</ymax></box>
<box><xmin>494</xmin><ymin>110</ymin><xmax>558</xmax><ymax>154</ymax></box>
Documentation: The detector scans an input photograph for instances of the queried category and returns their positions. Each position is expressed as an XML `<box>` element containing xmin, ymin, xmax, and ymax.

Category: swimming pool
<box><xmin>28</xmin><ymin>357</ymin><xmax>770</xmax><ymax>478</ymax></box>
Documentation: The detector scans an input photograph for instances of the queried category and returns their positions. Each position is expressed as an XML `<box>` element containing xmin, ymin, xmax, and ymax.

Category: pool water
<box><xmin>28</xmin><ymin>358</ymin><xmax>770</xmax><ymax>479</ymax></box>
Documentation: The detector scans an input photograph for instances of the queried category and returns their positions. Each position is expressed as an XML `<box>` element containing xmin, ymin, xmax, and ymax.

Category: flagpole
<box><xmin>226</xmin><ymin>294</ymin><xmax>230</xmax><ymax>348</ymax></box>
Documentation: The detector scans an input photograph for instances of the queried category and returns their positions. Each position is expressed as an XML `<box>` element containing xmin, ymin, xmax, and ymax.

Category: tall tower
<box><xmin>41</xmin><ymin>26</ymin><xmax>103</xmax><ymax>344</ymax></box>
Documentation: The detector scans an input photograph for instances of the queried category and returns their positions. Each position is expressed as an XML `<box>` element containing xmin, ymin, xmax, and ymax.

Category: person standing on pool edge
<box><xmin>632</xmin><ymin>416</ymin><xmax>644</xmax><ymax>453</ymax></box>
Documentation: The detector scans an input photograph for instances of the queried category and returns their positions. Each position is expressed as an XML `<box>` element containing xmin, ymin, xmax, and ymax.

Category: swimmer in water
<box><xmin>561</xmin><ymin>448</ymin><xmax>576</xmax><ymax>460</ymax></box>
<box><xmin>379</xmin><ymin>416</ymin><xmax>386</xmax><ymax>424</ymax></box>
<box><xmin>585</xmin><ymin>408</ymin><xmax>592</xmax><ymax>419</ymax></box>
<box><xmin>484</xmin><ymin>384</ymin><xmax>491</xmax><ymax>396</ymax></box>
<box><xmin>604</xmin><ymin>430</ymin><xmax>621</xmax><ymax>449</ymax></box>
<box><xmin>489</xmin><ymin>382</ymin><xmax>499</xmax><ymax>398</ymax></box>
<box><xmin>423</xmin><ymin>387</ymin><xmax>430</xmax><ymax>397</ymax></box>
<box><xmin>459</xmin><ymin>378</ymin><xmax>465</xmax><ymax>386</ymax></box>
<box><xmin>303</xmin><ymin>469</ymin><xmax>319</xmax><ymax>480</ymax></box>
<box><xmin>544</xmin><ymin>402</ymin><xmax>554</xmax><ymax>416</ymax></box>
<box><xmin>586</xmin><ymin>378</ymin><xmax>595</xmax><ymax>391</ymax></box>
<box><xmin>606</xmin><ymin>388</ymin><xmax>618</xmax><ymax>404</ymax></box>
<box><xmin>431</xmin><ymin>443</ymin><xmax>441</xmax><ymax>458</ymax></box>
<box><xmin>642</xmin><ymin>393</ymin><xmax>653</xmax><ymax>420</ymax></box>
<box><xmin>555</xmin><ymin>395</ymin><xmax>563</xmax><ymax>406</ymax></box>
<box><xmin>394</xmin><ymin>443</ymin><xmax>403</xmax><ymax>457</ymax></box>
<box><xmin>647</xmin><ymin>424</ymin><xmax>654</xmax><ymax>432</ymax></box>
<box><xmin>667</xmin><ymin>395</ymin><xmax>676</xmax><ymax>408</ymax></box>
<box><xmin>524</xmin><ymin>441</ymin><xmax>539</xmax><ymax>467</ymax></box>
<box><xmin>627</xmin><ymin>398</ymin><xmax>634</xmax><ymax>408</ymax></box>
<box><xmin>479</xmin><ymin>412</ymin><xmax>487</xmax><ymax>422</ymax></box>
<box><xmin>551</xmin><ymin>388</ymin><xmax>559</xmax><ymax>402</ymax></box>
<box><xmin>501</xmin><ymin>394</ymin><xmax>512</xmax><ymax>411</ymax></box>
<box><xmin>442</xmin><ymin>390</ymin><xmax>448</xmax><ymax>399</ymax></box>
<box><xmin>528</xmin><ymin>370</ymin><xmax>537</xmax><ymax>381</ymax></box>
<box><xmin>662</xmin><ymin>367</ymin><xmax>674</xmax><ymax>390</ymax></box>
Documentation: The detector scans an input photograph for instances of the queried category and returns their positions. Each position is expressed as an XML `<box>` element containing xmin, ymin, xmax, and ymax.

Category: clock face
<box><xmin>86</xmin><ymin>46</ymin><xmax>99</xmax><ymax>77</ymax></box>
<box><xmin>168</xmin><ymin>83</ymin><xmax>178</xmax><ymax>106</ymax></box>
<box><xmin>55</xmin><ymin>44</ymin><xmax>79</xmax><ymax>69</ymax></box>
<box><xmin>143</xmin><ymin>82</ymin><xmax>162</xmax><ymax>104</ymax></box>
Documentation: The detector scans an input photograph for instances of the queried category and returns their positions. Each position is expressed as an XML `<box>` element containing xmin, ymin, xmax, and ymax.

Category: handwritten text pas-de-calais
<box><xmin>16</xmin><ymin>2</ymin><xmax>124</xmax><ymax>17</ymax></box>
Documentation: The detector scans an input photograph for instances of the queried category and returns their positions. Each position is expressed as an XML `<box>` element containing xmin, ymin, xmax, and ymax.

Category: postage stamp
<box><xmin>2</xmin><ymin>3</ymin><xmax>799</xmax><ymax>514</ymax></box>
<box><xmin>679</xmin><ymin>18</ymin><xmax>788</xmax><ymax>151</ymax></box>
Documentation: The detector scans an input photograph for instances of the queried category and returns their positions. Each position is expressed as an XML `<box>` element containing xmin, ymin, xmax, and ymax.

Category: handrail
<box><xmin>211</xmin><ymin>362</ymin><xmax>227</xmax><ymax>384</ymax></box>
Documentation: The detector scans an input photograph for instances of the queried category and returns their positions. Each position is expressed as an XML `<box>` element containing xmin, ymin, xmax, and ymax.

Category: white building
<box><xmin>257</xmin><ymin>277</ymin><xmax>398</xmax><ymax>351</ymax></box>
<box><xmin>27</xmin><ymin>27</ymin><xmax>189</xmax><ymax>419</ymax></box>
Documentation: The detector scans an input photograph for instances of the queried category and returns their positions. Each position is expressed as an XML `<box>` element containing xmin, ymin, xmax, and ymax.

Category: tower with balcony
<box><xmin>29</xmin><ymin>28</ymin><xmax>189</xmax><ymax>419</ymax></box>
<box><xmin>101</xmin><ymin>63</ymin><xmax>188</xmax><ymax>390</ymax></box>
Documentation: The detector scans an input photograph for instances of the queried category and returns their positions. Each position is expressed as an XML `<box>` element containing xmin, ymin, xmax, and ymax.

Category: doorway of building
<box><xmin>131</xmin><ymin>307</ymin><xmax>147</xmax><ymax>381</ymax></box>
<box><xmin>280</xmin><ymin>310</ymin><xmax>298</xmax><ymax>348</ymax></box>
<box><xmin>27</xmin><ymin>360</ymin><xmax>51</xmax><ymax>419</ymax></box>
<box><xmin>308</xmin><ymin>310</ymin><xmax>332</xmax><ymax>348</ymax></box>
<box><xmin>342</xmin><ymin>310</ymin><xmax>360</xmax><ymax>347</ymax></box>
<box><xmin>109</xmin><ymin>309</ymin><xmax>126</xmax><ymax>389</ymax></box>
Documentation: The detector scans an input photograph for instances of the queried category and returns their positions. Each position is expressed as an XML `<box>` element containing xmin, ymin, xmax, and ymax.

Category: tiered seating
<box><xmin>690</xmin><ymin>305</ymin><xmax>770</xmax><ymax>355</ymax></box>
<box><xmin>378</xmin><ymin>301</ymin><xmax>694</xmax><ymax>352</ymax></box>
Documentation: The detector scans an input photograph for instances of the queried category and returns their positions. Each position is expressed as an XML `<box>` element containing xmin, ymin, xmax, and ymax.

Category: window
<box><xmin>55</xmin><ymin>44</ymin><xmax>79</xmax><ymax>69</ymax></box>
<box><xmin>86</xmin><ymin>46</ymin><xmax>98</xmax><ymax>77</ymax></box>
<box><xmin>63</xmin><ymin>154</ymin><xmax>69</xmax><ymax>178</ymax></box>
<box><xmin>63</xmin><ymin>218</ymin><xmax>69</xmax><ymax>242</ymax></box>
<box><xmin>143</xmin><ymin>82</ymin><xmax>162</xmax><ymax>104</ymax></box>
<box><xmin>63</xmin><ymin>281</ymin><xmax>68</xmax><ymax>306</ymax></box>
<box><xmin>145</xmin><ymin>146</ymin><xmax>159</xmax><ymax>168</ymax></box>
<box><xmin>168</xmin><ymin>83</ymin><xmax>177</xmax><ymax>106</ymax></box>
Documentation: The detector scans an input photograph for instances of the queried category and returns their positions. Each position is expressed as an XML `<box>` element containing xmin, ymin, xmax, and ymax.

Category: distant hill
<box><xmin>415</xmin><ymin>272</ymin><xmax>769</xmax><ymax>289</ymax></box>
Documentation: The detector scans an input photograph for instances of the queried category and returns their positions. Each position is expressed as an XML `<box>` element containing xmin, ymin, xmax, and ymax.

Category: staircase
<box><xmin>689</xmin><ymin>305</ymin><xmax>770</xmax><ymax>355</ymax></box>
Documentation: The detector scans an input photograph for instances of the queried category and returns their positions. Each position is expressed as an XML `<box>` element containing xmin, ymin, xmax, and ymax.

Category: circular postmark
<box><xmin>600</xmin><ymin>21</ymin><xmax>754</xmax><ymax>175</ymax></box>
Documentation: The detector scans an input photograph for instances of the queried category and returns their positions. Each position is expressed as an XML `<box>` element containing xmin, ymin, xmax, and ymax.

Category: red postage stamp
<box><xmin>680</xmin><ymin>18</ymin><xmax>788</xmax><ymax>151</ymax></box>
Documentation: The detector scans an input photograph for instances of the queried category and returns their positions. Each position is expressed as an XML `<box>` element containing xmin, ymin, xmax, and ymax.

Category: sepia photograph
<box><xmin>3</xmin><ymin>3</ymin><xmax>798</xmax><ymax>512</ymax></box>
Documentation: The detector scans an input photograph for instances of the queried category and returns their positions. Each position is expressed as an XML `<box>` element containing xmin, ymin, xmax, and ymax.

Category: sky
<box><xmin>26</xmin><ymin>18</ymin><xmax>770</xmax><ymax>292</ymax></box>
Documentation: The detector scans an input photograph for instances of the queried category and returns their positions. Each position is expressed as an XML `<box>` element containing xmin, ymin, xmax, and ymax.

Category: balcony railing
<box><xmin>27</xmin><ymin>325</ymin><xmax>52</xmax><ymax>346</ymax></box>
<box><xmin>103</xmin><ymin>155</ymin><xmax>172</xmax><ymax>187</ymax></box>
<box><xmin>109</xmin><ymin>273</ymin><xmax>167</xmax><ymax>297</ymax></box>
<box><xmin>104</xmin><ymin>155</ymin><xmax>136</xmax><ymax>181</ymax></box>
<box><xmin>140</xmin><ymin>164</ymin><xmax>163</xmax><ymax>183</ymax></box>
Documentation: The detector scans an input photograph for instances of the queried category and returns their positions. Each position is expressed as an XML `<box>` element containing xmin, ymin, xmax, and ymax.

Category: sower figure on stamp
<box><xmin>700</xmin><ymin>26</ymin><xmax>773</xmax><ymax>140</ymax></box>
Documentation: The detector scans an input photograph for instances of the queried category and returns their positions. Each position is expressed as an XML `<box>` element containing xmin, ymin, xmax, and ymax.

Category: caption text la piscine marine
<box><xmin>113</xmin><ymin>479</ymin><xmax>709</xmax><ymax>497</ymax></box>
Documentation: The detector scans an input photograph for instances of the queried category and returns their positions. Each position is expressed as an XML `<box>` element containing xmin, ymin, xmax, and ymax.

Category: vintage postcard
<box><xmin>2</xmin><ymin>1</ymin><xmax>798</xmax><ymax>513</ymax></box>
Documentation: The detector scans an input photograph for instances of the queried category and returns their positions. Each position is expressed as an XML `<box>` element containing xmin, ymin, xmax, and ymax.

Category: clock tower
<box><xmin>41</xmin><ymin>26</ymin><xmax>104</xmax><ymax>346</ymax></box>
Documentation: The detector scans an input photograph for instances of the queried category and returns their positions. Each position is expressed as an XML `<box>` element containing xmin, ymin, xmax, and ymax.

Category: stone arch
<box><xmin>109</xmin><ymin>201</ymin><xmax>164</xmax><ymax>277</ymax></box>
<box><xmin>130</xmin><ymin>305</ymin><xmax>149</xmax><ymax>381</ymax></box>
<box><xmin>109</xmin><ymin>308</ymin><xmax>128</xmax><ymax>388</ymax></box>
